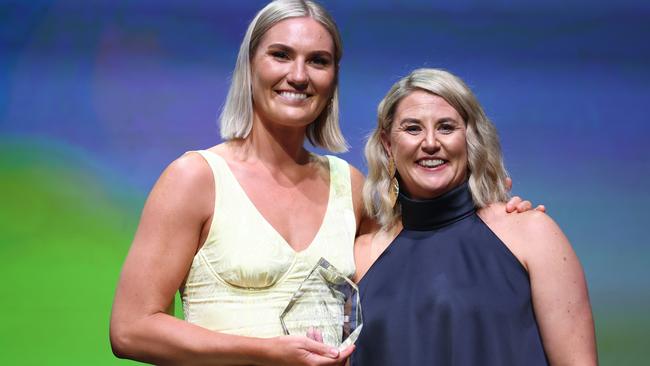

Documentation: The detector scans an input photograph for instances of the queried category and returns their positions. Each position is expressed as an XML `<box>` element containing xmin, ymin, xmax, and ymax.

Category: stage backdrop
<box><xmin>1</xmin><ymin>0</ymin><xmax>648</xmax><ymax>364</ymax></box>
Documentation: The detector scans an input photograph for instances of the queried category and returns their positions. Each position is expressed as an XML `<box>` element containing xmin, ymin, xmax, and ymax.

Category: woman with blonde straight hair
<box><xmin>110</xmin><ymin>1</ymin><xmax>360</xmax><ymax>364</ymax></box>
<box><xmin>110</xmin><ymin>1</ymin><xmax>536</xmax><ymax>364</ymax></box>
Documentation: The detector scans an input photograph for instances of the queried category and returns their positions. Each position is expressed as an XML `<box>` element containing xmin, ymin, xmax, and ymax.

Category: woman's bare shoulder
<box><xmin>164</xmin><ymin>152</ymin><xmax>213</xmax><ymax>188</ymax></box>
<box><xmin>355</xmin><ymin>231</ymin><xmax>374</xmax><ymax>250</ymax></box>
<box><xmin>478</xmin><ymin>203</ymin><xmax>566</xmax><ymax>270</ymax></box>
<box><xmin>144</xmin><ymin>151</ymin><xmax>216</xmax><ymax>224</ymax></box>
<box><xmin>353</xmin><ymin>223</ymin><xmax>401</xmax><ymax>282</ymax></box>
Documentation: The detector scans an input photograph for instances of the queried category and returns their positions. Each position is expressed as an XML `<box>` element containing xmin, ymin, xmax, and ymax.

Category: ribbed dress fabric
<box><xmin>181</xmin><ymin>151</ymin><xmax>356</xmax><ymax>338</ymax></box>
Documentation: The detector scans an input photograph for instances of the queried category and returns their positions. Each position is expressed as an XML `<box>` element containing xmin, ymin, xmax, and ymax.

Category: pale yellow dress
<box><xmin>181</xmin><ymin>150</ymin><xmax>356</xmax><ymax>340</ymax></box>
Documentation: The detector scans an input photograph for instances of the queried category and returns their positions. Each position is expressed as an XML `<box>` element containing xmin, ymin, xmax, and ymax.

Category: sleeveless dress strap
<box><xmin>324</xmin><ymin>154</ymin><xmax>353</xmax><ymax>208</ymax></box>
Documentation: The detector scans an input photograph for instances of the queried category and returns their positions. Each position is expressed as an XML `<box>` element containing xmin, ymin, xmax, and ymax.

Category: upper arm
<box><xmin>522</xmin><ymin>213</ymin><xmax>597</xmax><ymax>365</ymax></box>
<box><xmin>111</xmin><ymin>153</ymin><xmax>214</xmax><ymax>327</ymax></box>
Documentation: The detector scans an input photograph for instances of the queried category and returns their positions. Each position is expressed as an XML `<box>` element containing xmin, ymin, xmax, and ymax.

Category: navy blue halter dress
<box><xmin>352</xmin><ymin>182</ymin><xmax>548</xmax><ymax>366</ymax></box>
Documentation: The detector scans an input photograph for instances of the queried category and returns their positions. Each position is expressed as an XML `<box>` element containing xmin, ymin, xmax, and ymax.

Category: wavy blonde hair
<box><xmin>364</xmin><ymin>68</ymin><xmax>510</xmax><ymax>228</ymax></box>
<box><xmin>219</xmin><ymin>0</ymin><xmax>347</xmax><ymax>152</ymax></box>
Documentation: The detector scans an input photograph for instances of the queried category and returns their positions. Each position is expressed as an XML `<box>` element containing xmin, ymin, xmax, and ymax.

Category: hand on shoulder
<box><xmin>479</xmin><ymin>202</ymin><xmax>566</xmax><ymax>272</ymax></box>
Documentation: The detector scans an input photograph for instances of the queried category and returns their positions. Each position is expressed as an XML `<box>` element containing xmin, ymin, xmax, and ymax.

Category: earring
<box><xmin>387</xmin><ymin>157</ymin><xmax>399</xmax><ymax>207</ymax></box>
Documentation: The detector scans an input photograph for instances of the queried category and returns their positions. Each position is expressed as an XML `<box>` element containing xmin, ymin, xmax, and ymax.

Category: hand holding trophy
<box><xmin>280</xmin><ymin>258</ymin><xmax>363</xmax><ymax>351</ymax></box>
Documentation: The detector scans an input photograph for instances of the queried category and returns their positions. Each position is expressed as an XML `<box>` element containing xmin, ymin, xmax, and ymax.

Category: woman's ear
<box><xmin>380</xmin><ymin>130</ymin><xmax>392</xmax><ymax>159</ymax></box>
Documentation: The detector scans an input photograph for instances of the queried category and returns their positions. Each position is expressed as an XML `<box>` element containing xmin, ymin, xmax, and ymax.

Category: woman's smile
<box><xmin>251</xmin><ymin>17</ymin><xmax>335</xmax><ymax>129</ymax></box>
<box><xmin>275</xmin><ymin>90</ymin><xmax>311</xmax><ymax>103</ymax></box>
<box><xmin>383</xmin><ymin>90</ymin><xmax>468</xmax><ymax>200</ymax></box>
<box><xmin>416</xmin><ymin>158</ymin><xmax>446</xmax><ymax>169</ymax></box>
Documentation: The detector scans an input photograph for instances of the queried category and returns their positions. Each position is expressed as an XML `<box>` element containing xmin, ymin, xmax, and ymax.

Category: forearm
<box><xmin>110</xmin><ymin>312</ymin><xmax>271</xmax><ymax>366</ymax></box>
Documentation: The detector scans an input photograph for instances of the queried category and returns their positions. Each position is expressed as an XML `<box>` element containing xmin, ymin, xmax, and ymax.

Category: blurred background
<box><xmin>1</xmin><ymin>0</ymin><xmax>648</xmax><ymax>364</ymax></box>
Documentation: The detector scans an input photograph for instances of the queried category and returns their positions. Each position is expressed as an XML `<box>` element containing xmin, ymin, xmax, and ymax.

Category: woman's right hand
<box><xmin>264</xmin><ymin>336</ymin><xmax>355</xmax><ymax>366</ymax></box>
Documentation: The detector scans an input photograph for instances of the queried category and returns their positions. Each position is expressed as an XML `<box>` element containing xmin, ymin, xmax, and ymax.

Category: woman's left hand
<box><xmin>504</xmin><ymin>177</ymin><xmax>546</xmax><ymax>213</ymax></box>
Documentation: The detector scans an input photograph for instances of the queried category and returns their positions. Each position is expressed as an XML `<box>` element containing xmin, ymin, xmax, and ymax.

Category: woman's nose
<box><xmin>287</xmin><ymin>60</ymin><xmax>309</xmax><ymax>89</ymax></box>
<box><xmin>421</xmin><ymin>130</ymin><xmax>439</xmax><ymax>152</ymax></box>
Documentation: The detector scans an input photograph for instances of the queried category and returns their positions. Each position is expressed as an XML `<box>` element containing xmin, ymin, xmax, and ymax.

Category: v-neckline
<box><xmin>204</xmin><ymin>150</ymin><xmax>333</xmax><ymax>254</ymax></box>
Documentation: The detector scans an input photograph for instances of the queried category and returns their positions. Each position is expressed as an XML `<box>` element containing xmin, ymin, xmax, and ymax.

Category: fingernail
<box><xmin>329</xmin><ymin>348</ymin><xmax>339</xmax><ymax>357</ymax></box>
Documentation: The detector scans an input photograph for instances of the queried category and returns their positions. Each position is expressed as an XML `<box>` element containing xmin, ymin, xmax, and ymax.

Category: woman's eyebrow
<box><xmin>308</xmin><ymin>50</ymin><xmax>333</xmax><ymax>58</ymax></box>
<box><xmin>398</xmin><ymin>117</ymin><xmax>421</xmax><ymax>125</ymax></box>
<box><xmin>436</xmin><ymin>117</ymin><xmax>460</xmax><ymax>123</ymax></box>
<box><xmin>266</xmin><ymin>43</ymin><xmax>293</xmax><ymax>51</ymax></box>
<box><xmin>266</xmin><ymin>43</ymin><xmax>332</xmax><ymax>58</ymax></box>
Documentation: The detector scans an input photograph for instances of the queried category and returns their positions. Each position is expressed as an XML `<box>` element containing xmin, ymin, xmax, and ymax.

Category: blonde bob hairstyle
<box><xmin>219</xmin><ymin>0</ymin><xmax>347</xmax><ymax>152</ymax></box>
<box><xmin>364</xmin><ymin>68</ymin><xmax>510</xmax><ymax>228</ymax></box>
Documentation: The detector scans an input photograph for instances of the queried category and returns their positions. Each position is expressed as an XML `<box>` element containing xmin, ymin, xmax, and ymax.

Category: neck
<box><xmin>399</xmin><ymin>181</ymin><xmax>476</xmax><ymax>231</ymax></box>
<box><xmin>234</xmin><ymin>113</ymin><xmax>312</xmax><ymax>167</ymax></box>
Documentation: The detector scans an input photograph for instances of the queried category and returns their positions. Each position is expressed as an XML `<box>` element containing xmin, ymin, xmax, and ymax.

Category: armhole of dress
<box><xmin>326</xmin><ymin>155</ymin><xmax>353</xmax><ymax>208</ymax></box>
<box><xmin>339</xmin><ymin>156</ymin><xmax>357</xmax><ymax>234</ymax></box>
<box><xmin>326</xmin><ymin>155</ymin><xmax>357</xmax><ymax>271</ymax></box>
<box><xmin>186</xmin><ymin>150</ymin><xmax>220</xmax><ymax>253</ymax></box>
<box><xmin>475</xmin><ymin>214</ymin><xmax>530</xmax><ymax>277</ymax></box>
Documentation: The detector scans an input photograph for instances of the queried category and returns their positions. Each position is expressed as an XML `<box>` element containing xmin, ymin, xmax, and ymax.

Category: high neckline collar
<box><xmin>399</xmin><ymin>181</ymin><xmax>476</xmax><ymax>231</ymax></box>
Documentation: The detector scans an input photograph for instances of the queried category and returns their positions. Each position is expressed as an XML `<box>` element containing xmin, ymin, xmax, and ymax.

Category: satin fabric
<box><xmin>352</xmin><ymin>182</ymin><xmax>548</xmax><ymax>365</ymax></box>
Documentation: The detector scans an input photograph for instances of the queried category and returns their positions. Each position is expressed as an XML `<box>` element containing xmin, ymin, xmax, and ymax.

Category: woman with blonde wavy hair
<box><xmin>109</xmin><ymin>1</ymin><xmax>536</xmax><ymax>364</ymax></box>
<box><xmin>353</xmin><ymin>68</ymin><xmax>596</xmax><ymax>366</ymax></box>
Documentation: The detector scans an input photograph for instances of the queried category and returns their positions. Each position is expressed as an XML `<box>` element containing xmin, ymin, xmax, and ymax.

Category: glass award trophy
<box><xmin>280</xmin><ymin>257</ymin><xmax>363</xmax><ymax>350</ymax></box>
